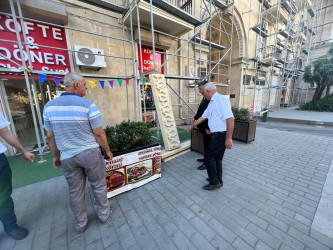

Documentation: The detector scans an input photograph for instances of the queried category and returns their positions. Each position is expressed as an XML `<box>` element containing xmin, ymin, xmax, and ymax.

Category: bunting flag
<box><xmin>108</xmin><ymin>80</ymin><xmax>114</xmax><ymax>89</ymax></box>
<box><xmin>138</xmin><ymin>66</ymin><xmax>140</xmax><ymax>71</ymax></box>
<box><xmin>125</xmin><ymin>78</ymin><xmax>130</xmax><ymax>85</ymax></box>
<box><xmin>140</xmin><ymin>72</ymin><xmax>143</xmax><ymax>78</ymax></box>
<box><xmin>147</xmin><ymin>75</ymin><xmax>150</xmax><ymax>82</ymax></box>
<box><xmin>137</xmin><ymin>79</ymin><xmax>140</xmax><ymax>86</ymax></box>
<box><xmin>38</xmin><ymin>73</ymin><xmax>47</xmax><ymax>85</ymax></box>
<box><xmin>152</xmin><ymin>102</ymin><xmax>155</xmax><ymax>107</ymax></box>
<box><xmin>150</xmin><ymin>95</ymin><xmax>153</xmax><ymax>100</ymax></box>
<box><xmin>145</xmin><ymin>84</ymin><xmax>148</xmax><ymax>90</ymax></box>
<box><xmin>142</xmin><ymin>77</ymin><xmax>146</xmax><ymax>86</ymax></box>
<box><xmin>99</xmin><ymin>81</ymin><xmax>105</xmax><ymax>89</ymax></box>
<box><xmin>53</xmin><ymin>76</ymin><xmax>61</xmax><ymax>87</ymax></box>
<box><xmin>117</xmin><ymin>79</ymin><xmax>122</xmax><ymax>87</ymax></box>
<box><xmin>148</xmin><ymin>91</ymin><xmax>151</xmax><ymax>96</ymax></box>
<box><xmin>89</xmin><ymin>80</ymin><xmax>95</xmax><ymax>89</ymax></box>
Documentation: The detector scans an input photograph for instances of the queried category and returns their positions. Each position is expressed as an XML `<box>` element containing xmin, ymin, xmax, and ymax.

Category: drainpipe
<box><xmin>178</xmin><ymin>40</ymin><xmax>184</xmax><ymax>120</ymax></box>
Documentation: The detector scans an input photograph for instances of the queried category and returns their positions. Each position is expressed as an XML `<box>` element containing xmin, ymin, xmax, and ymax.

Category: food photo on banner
<box><xmin>105</xmin><ymin>145</ymin><xmax>162</xmax><ymax>198</ymax></box>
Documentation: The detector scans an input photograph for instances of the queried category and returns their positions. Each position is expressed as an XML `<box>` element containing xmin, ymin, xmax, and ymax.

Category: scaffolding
<box><xmin>242</xmin><ymin>0</ymin><xmax>323</xmax><ymax>114</ymax></box>
<box><xmin>0</xmin><ymin>0</ymin><xmax>235</xmax><ymax>155</ymax></box>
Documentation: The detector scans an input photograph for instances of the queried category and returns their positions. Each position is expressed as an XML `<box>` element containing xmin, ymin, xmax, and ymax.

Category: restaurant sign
<box><xmin>0</xmin><ymin>14</ymin><xmax>70</xmax><ymax>77</ymax></box>
<box><xmin>138</xmin><ymin>45</ymin><xmax>164</xmax><ymax>74</ymax></box>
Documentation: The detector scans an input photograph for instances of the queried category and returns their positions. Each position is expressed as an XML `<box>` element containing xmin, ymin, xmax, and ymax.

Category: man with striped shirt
<box><xmin>43</xmin><ymin>72</ymin><xmax>113</xmax><ymax>233</ymax></box>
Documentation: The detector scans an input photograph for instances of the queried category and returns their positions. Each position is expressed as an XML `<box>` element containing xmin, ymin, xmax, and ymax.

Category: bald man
<box><xmin>187</xmin><ymin>83</ymin><xmax>234</xmax><ymax>190</ymax></box>
<box><xmin>43</xmin><ymin>72</ymin><xmax>113</xmax><ymax>233</ymax></box>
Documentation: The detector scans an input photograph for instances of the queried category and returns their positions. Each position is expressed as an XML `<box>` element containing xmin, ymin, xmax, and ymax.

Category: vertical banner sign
<box><xmin>137</xmin><ymin>45</ymin><xmax>164</xmax><ymax>75</ymax></box>
<box><xmin>250</xmin><ymin>100</ymin><xmax>254</xmax><ymax>120</ymax></box>
<box><xmin>0</xmin><ymin>14</ymin><xmax>70</xmax><ymax>78</ymax></box>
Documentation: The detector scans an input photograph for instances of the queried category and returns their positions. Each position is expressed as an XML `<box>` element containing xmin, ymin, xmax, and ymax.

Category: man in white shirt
<box><xmin>0</xmin><ymin>111</ymin><xmax>35</xmax><ymax>240</ymax></box>
<box><xmin>187</xmin><ymin>83</ymin><xmax>234</xmax><ymax>190</ymax></box>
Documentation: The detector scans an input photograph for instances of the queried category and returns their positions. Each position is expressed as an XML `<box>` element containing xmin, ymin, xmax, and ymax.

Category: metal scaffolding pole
<box><xmin>8</xmin><ymin>0</ymin><xmax>43</xmax><ymax>157</ymax></box>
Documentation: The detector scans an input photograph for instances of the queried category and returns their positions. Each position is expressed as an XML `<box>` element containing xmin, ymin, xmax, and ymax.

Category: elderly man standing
<box><xmin>0</xmin><ymin>111</ymin><xmax>35</xmax><ymax>240</ymax></box>
<box><xmin>191</xmin><ymin>80</ymin><xmax>210</xmax><ymax>170</ymax></box>
<box><xmin>187</xmin><ymin>82</ymin><xmax>234</xmax><ymax>190</ymax></box>
<box><xmin>43</xmin><ymin>72</ymin><xmax>113</xmax><ymax>233</ymax></box>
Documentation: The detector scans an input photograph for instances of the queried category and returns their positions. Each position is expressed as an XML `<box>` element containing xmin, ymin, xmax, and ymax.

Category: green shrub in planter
<box><xmin>104</xmin><ymin>121</ymin><xmax>154</xmax><ymax>153</ymax></box>
<box><xmin>231</xmin><ymin>107</ymin><xmax>251</xmax><ymax>121</ymax></box>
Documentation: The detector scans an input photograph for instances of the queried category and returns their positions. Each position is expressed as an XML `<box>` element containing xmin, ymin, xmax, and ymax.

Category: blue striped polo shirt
<box><xmin>43</xmin><ymin>92</ymin><xmax>105</xmax><ymax>160</ymax></box>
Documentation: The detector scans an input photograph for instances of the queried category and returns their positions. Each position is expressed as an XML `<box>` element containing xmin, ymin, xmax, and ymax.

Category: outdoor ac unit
<box><xmin>186</xmin><ymin>65</ymin><xmax>197</xmax><ymax>85</ymax></box>
<box><xmin>74</xmin><ymin>45</ymin><xmax>106</xmax><ymax>68</ymax></box>
<box><xmin>262</xmin><ymin>21</ymin><xmax>268</xmax><ymax>33</ymax></box>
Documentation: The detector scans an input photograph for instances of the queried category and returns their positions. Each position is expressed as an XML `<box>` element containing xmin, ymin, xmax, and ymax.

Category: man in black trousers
<box><xmin>191</xmin><ymin>80</ymin><xmax>210</xmax><ymax>170</ymax></box>
<box><xmin>187</xmin><ymin>83</ymin><xmax>234</xmax><ymax>190</ymax></box>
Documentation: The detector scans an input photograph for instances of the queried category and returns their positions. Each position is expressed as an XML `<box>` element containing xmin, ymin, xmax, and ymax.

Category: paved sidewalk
<box><xmin>255</xmin><ymin>106</ymin><xmax>333</xmax><ymax>126</ymax></box>
<box><xmin>1</xmin><ymin>127</ymin><xmax>333</xmax><ymax>249</ymax></box>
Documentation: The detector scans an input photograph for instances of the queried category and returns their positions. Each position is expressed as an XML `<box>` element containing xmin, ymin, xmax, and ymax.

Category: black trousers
<box><xmin>204</xmin><ymin>133</ymin><xmax>226</xmax><ymax>185</ymax></box>
<box><xmin>199</xmin><ymin>129</ymin><xmax>211</xmax><ymax>154</ymax></box>
<box><xmin>0</xmin><ymin>153</ymin><xmax>18</xmax><ymax>234</ymax></box>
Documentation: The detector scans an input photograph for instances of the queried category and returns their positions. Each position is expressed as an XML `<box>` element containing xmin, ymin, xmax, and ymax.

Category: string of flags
<box><xmin>36</xmin><ymin>72</ymin><xmax>155</xmax><ymax>106</ymax></box>
<box><xmin>37</xmin><ymin>73</ymin><xmax>150</xmax><ymax>90</ymax></box>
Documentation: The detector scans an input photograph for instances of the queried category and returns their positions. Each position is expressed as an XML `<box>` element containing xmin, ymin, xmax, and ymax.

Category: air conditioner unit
<box><xmin>74</xmin><ymin>45</ymin><xmax>106</xmax><ymax>68</ymax></box>
<box><xmin>186</xmin><ymin>65</ymin><xmax>197</xmax><ymax>85</ymax></box>
<box><xmin>262</xmin><ymin>21</ymin><xmax>268</xmax><ymax>33</ymax></box>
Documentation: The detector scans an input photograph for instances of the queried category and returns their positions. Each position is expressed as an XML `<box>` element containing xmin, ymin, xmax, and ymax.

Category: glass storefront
<box><xmin>0</xmin><ymin>78</ymin><xmax>65</xmax><ymax>151</ymax></box>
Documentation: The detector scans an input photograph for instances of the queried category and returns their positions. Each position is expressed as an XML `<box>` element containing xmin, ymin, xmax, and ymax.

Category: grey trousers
<box><xmin>62</xmin><ymin>147</ymin><xmax>110</xmax><ymax>230</ymax></box>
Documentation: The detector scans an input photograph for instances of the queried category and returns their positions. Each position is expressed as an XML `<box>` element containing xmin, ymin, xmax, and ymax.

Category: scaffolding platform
<box><xmin>145</xmin><ymin>0</ymin><xmax>202</xmax><ymax>26</ymax></box>
<box><xmin>79</xmin><ymin>0</ymin><xmax>127</xmax><ymax>13</ymax></box>
<box><xmin>192</xmin><ymin>37</ymin><xmax>227</xmax><ymax>50</ymax></box>
<box><xmin>251</xmin><ymin>25</ymin><xmax>268</xmax><ymax>37</ymax></box>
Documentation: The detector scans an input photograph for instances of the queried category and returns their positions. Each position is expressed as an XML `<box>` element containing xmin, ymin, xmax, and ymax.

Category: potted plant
<box><xmin>103</xmin><ymin>121</ymin><xmax>161</xmax><ymax>198</ymax></box>
<box><xmin>231</xmin><ymin>107</ymin><xmax>257</xmax><ymax>143</ymax></box>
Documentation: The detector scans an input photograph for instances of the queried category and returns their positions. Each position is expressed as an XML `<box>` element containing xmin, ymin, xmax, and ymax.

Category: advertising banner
<box><xmin>105</xmin><ymin>145</ymin><xmax>162</xmax><ymax>198</ymax></box>
<box><xmin>137</xmin><ymin>45</ymin><xmax>164</xmax><ymax>74</ymax></box>
<box><xmin>0</xmin><ymin>14</ymin><xmax>70</xmax><ymax>77</ymax></box>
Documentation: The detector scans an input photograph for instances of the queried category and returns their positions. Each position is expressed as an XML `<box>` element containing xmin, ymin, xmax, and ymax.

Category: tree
<box><xmin>303</xmin><ymin>47</ymin><xmax>333</xmax><ymax>101</ymax></box>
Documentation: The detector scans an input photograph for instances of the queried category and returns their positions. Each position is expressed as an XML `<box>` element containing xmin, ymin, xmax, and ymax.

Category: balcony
<box><xmin>123</xmin><ymin>0</ymin><xmax>199</xmax><ymax>37</ymax></box>
<box><xmin>263</xmin><ymin>5</ymin><xmax>289</xmax><ymax>23</ymax></box>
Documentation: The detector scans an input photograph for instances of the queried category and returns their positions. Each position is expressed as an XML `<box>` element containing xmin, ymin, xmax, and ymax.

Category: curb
<box><xmin>254</xmin><ymin>116</ymin><xmax>333</xmax><ymax>127</ymax></box>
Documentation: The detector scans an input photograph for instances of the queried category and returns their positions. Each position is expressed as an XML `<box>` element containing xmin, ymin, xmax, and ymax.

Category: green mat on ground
<box><xmin>8</xmin><ymin>152</ymin><xmax>63</xmax><ymax>188</ymax></box>
<box><xmin>152</xmin><ymin>127</ymin><xmax>191</xmax><ymax>147</ymax></box>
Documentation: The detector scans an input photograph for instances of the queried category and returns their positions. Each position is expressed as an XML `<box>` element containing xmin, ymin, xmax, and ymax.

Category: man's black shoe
<box><xmin>206</xmin><ymin>178</ymin><xmax>223</xmax><ymax>186</ymax></box>
<box><xmin>203</xmin><ymin>183</ymin><xmax>222</xmax><ymax>190</ymax></box>
<box><xmin>197</xmin><ymin>158</ymin><xmax>204</xmax><ymax>162</ymax></box>
<box><xmin>7</xmin><ymin>226</ymin><xmax>28</xmax><ymax>240</ymax></box>
<box><xmin>197</xmin><ymin>164</ymin><xmax>206</xmax><ymax>170</ymax></box>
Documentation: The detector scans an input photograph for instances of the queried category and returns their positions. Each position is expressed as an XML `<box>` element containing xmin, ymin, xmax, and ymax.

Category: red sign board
<box><xmin>0</xmin><ymin>14</ymin><xmax>70</xmax><ymax>78</ymax></box>
<box><xmin>138</xmin><ymin>45</ymin><xmax>164</xmax><ymax>74</ymax></box>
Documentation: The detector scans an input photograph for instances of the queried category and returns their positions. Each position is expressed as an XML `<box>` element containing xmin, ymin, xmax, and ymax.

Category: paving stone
<box><xmin>257</xmin><ymin>210</ymin><xmax>289</xmax><ymax>232</ymax></box>
<box><xmin>209</xmin><ymin>218</ymin><xmax>237</xmax><ymax>244</ymax></box>
<box><xmin>210</xmin><ymin>234</ymin><xmax>234</xmax><ymax>250</ymax></box>
<box><xmin>189</xmin><ymin>217</ymin><xmax>216</xmax><ymax>241</ymax></box>
<box><xmin>226</xmin><ymin>220</ymin><xmax>258</xmax><ymax>247</ymax></box>
<box><xmin>132</xmin><ymin>226</ymin><xmax>157</xmax><ymax>250</ymax></box>
<box><xmin>266</xmin><ymin>225</ymin><xmax>304</xmax><ymax>250</ymax></box>
<box><xmin>151</xmin><ymin>227</ymin><xmax>177</xmax><ymax>250</ymax></box>
<box><xmin>232</xmin><ymin>237</ymin><xmax>253</xmax><ymax>250</ymax></box>
<box><xmin>86</xmin><ymin>238</ymin><xmax>103</xmax><ymax>250</ymax></box>
<box><xmin>170</xmin><ymin>230</ymin><xmax>195</xmax><ymax>249</ymax></box>
<box><xmin>287</xmin><ymin>227</ymin><xmax>329</xmax><ymax>250</ymax></box>
<box><xmin>68</xmin><ymin>235</ymin><xmax>85</xmax><ymax>250</ymax></box>
<box><xmin>246</xmin><ymin>223</ymin><xmax>281</xmax><ymax>249</ymax></box>
<box><xmin>116</xmin><ymin>223</ymin><xmax>137</xmax><ymax>249</ymax></box>
<box><xmin>189</xmin><ymin>232</ymin><xmax>215</xmax><ymax>250</ymax></box>
<box><xmin>239</xmin><ymin>209</ymin><xmax>268</xmax><ymax>230</ymax></box>
<box><xmin>255</xmin><ymin>240</ymin><xmax>274</xmax><ymax>250</ymax></box>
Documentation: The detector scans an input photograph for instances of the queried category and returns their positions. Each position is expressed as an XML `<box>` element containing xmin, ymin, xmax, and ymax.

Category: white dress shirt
<box><xmin>202</xmin><ymin>93</ymin><xmax>233</xmax><ymax>133</ymax></box>
<box><xmin>0</xmin><ymin>112</ymin><xmax>10</xmax><ymax>154</ymax></box>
